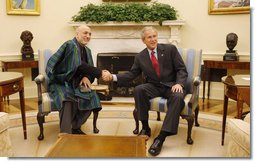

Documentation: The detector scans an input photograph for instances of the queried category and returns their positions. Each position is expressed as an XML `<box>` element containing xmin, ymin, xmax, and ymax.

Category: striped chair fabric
<box><xmin>35</xmin><ymin>49</ymin><xmax>104</xmax><ymax>140</ymax></box>
<box><xmin>37</xmin><ymin>49</ymin><xmax>58</xmax><ymax>113</ymax></box>
<box><xmin>149</xmin><ymin>48</ymin><xmax>202</xmax><ymax>116</ymax></box>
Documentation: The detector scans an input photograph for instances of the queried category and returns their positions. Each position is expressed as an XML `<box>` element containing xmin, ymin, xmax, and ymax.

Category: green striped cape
<box><xmin>46</xmin><ymin>38</ymin><xmax>101</xmax><ymax>110</ymax></box>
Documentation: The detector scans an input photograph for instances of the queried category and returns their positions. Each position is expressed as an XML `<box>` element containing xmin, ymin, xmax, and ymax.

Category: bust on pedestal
<box><xmin>20</xmin><ymin>30</ymin><xmax>34</xmax><ymax>60</ymax></box>
<box><xmin>223</xmin><ymin>32</ymin><xmax>239</xmax><ymax>61</ymax></box>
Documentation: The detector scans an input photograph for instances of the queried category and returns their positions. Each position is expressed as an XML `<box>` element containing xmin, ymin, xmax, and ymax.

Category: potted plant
<box><xmin>71</xmin><ymin>2</ymin><xmax>178</xmax><ymax>25</ymax></box>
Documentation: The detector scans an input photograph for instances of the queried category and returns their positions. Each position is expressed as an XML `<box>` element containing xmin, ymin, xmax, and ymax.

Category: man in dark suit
<box><xmin>104</xmin><ymin>26</ymin><xmax>188</xmax><ymax>156</ymax></box>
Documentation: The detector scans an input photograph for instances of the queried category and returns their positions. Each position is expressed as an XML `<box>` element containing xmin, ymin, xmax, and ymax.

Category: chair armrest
<box><xmin>34</xmin><ymin>74</ymin><xmax>45</xmax><ymax>105</ymax></box>
<box><xmin>193</xmin><ymin>76</ymin><xmax>201</xmax><ymax>86</ymax></box>
<box><xmin>34</xmin><ymin>74</ymin><xmax>45</xmax><ymax>84</ymax></box>
<box><xmin>188</xmin><ymin>76</ymin><xmax>201</xmax><ymax>109</ymax></box>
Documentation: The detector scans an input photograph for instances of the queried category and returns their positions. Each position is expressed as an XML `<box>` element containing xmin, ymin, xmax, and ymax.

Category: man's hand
<box><xmin>171</xmin><ymin>84</ymin><xmax>183</xmax><ymax>93</ymax></box>
<box><xmin>79</xmin><ymin>76</ymin><xmax>91</xmax><ymax>88</ymax></box>
<box><xmin>102</xmin><ymin>70</ymin><xmax>113</xmax><ymax>82</ymax></box>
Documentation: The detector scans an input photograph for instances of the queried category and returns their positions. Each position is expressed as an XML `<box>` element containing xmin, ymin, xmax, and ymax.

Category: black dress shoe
<box><xmin>72</xmin><ymin>128</ymin><xmax>86</xmax><ymax>135</ymax></box>
<box><xmin>148</xmin><ymin>138</ymin><xmax>163</xmax><ymax>156</ymax></box>
<box><xmin>138</xmin><ymin>128</ymin><xmax>151</xmax><ymax>137</ymax></box>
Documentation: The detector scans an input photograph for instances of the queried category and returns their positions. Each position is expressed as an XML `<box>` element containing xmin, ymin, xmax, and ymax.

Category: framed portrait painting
<box><xmin>208</xmin><ymin>0</ymin><xmax>250</xmax><ymax>15</ymax></box>
<box><xmin>6</xmin><ymin>0</ymin><xmax>40</xmax><ymax>16</ymax></box>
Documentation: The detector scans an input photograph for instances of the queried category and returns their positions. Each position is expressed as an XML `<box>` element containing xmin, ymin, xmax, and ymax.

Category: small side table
<box><xmin>203</xmin><ymin>60</ymin><xmax>250</xmax><ymax>103</ymax></box>
<box><xmin>0</xmin><ymin>72</ymin><xmax>27</xmax><ymax>139</ymax></box>
<box><xmin>221</xmin><ymin>74</ymin><xmax>250</xmax><ymax>146</ymax></box>
<box><xmin>91</xmin><ymin>84</ymin><xmax>109</xmax><ymax>95</ymax></box>
<box><xmin>1</xmin><ymin>59</ymin><xmax>38</xmax><ymax>79</ymax></box>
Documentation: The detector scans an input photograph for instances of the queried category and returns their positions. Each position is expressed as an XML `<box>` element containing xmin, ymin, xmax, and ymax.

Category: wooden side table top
<box><xmin>46</xmin><ymin>134</ymin><xmax>147</xmax><ymax>157</ymax></box>
<box><xmin>203</xmin><ymin>60</ymin><xmax>250</xmax><ymax>69</ymax></box>
<box><xmin>1</xmin><ymin>59</ymin><xmax>38</xmax><ymax>70</ymax></box>
<box><xmin>202</xmin><ymin>60</ymin><xmax>250</xmax><ymax>102</ymax></box>
<box><xmin>0</xmin><ymin>72</ymin><xmax>23</xmax><ymax>84</ymax></box>
<box><xmin>221</xmin><ymin>74</ymin><xmax>250</xmax><ymax>145</ymax></box>
<box><xmin>1</xmin><ymin>59</ymin><xmax>39</xmax><ymax>80</ymax></box>
<box><xmin>221</xmin><ymin>74</ymin><xmax>250</xmax><ymax>87</ymax></box>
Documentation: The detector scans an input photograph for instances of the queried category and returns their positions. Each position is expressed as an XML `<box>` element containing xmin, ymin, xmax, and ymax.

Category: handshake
<box><xmin>101</xmin><ymin>70</ymin><xmax>113</xmax><ymax>82</ymax></box>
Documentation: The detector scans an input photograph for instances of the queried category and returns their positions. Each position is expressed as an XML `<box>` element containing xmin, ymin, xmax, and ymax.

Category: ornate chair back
<box><xmin>133</xmin><ymin>48</ymin><xmax>202</xmax><ymax>144</ymax></box>
<box><xmin>35</xmin><ymin>49</ymin><xmax>101</xmax><ymax>140</ymax></box>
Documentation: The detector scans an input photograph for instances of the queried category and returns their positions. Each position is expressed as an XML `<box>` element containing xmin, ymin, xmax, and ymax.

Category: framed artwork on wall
<box><xmin>208</xmin><ymin>0</ymin><xmax>250</xmax><ymax>15</ymax></box>
<box><xmin>6</xmin><ymin>0</ymin><xmax>40</xmax><ymax>16</ymax></box>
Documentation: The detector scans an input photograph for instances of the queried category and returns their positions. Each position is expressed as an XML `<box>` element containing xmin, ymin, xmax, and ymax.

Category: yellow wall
<box><xmin>0</xmin><ymin>0</ymin><xmax>250</xmax><ymax>56</ymax></box>
<box><xmin>0</xmin><ymin>0</ymin><xmax>251</xmax><ymax>99</ymax></box>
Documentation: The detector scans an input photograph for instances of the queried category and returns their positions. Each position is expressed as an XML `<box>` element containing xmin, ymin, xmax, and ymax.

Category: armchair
<box><xmin>133</xmin><ymin>48</ymin><xmax>202</xmax><ymax>144</ymax></box>
<box><xmin>0</xmin><ymin>112</ymin><xmax>13</xmax><ymax>156</ymax></box>
<box><xmin>227</xmin><ymin>113</ymin><xmax>250</xmax><ymax>157</ymax></box>
<box><xmin>35</xmin><ymin>49</ymin><xmax>101</xmax><ymax>140</ymax></box>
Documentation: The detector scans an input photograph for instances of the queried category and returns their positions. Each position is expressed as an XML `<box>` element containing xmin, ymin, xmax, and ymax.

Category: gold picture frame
<box><xmin>6</xmin><ymin>0</ymin><xmax>40</xmax><ymax>16</ymax></box>
<box><xmin>208</xmin><ymin>0</ymin><xmax>250</xmax><ymax>15</ymax></box>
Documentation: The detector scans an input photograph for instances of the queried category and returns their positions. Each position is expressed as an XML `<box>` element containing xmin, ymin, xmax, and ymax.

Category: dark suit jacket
<box><xmin>116</xmin><ymin>43</ymin><xmax>188</xmax><ymax>88</ymax></box>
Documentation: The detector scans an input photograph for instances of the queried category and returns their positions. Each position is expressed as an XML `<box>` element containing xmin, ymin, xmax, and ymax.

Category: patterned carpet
<box><xmin>4</xmin><ymin>97</ymin><xmax>250</xmax><ymax>157</ymax></box>
<box><xmin>7</xmin><ymin>104</ymin><xmax>229</xmax><ymax>157</ymax></box>
<box><xmin>4</xmin><ymin>97</ymin><xmax>250</xmax><ymax>118</ymax></box>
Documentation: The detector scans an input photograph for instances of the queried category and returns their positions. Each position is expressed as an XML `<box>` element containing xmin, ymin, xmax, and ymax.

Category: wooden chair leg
<box><xmin>184</xmin><ymin>115</ymin><xmax>194</xmax><ymax>145</ymax></box>
<box><xmin>133</xmin><ymin>108</ymin><xmax>139</xmax><ymax>134</ymax></box>
<box><xmin>156</xmin><ymin>111</ymin><xmax>161</xmax><ymax>121</ymax></box>
<box><xmin>93</xmin><ymin>110</ymin><xmax>99</xmax><ymax>134</ymax></box>
<box><xmin>37</xmin><ymin>112</ymin><xmax>45</xmax><ymax>141</ymax></box>
<box><xmin>194</xmin><ymin>106</ymin><xmax>200</xmax><ymax>127</ymax></box>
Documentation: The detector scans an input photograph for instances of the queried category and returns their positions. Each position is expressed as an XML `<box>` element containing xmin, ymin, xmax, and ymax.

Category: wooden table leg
<box><xmin>207</xmin><ymin>68</ymin><xmax>211</xmax><ymax>100</ymax></box>
<box><xmin>19</xmin><ymin>88</ymin><xmax>27</xmax><ymax>139</ymax></box>
<box><xmin>7</xmin><ymin>96</ymin><xmax>10</xmax><ymax>105</ymax></box>
<box><xmin>202</xmin><ymin>66</ymin><xmax>207</xmax><ymax>103</ymax></box>
<box><xmin>236</xmin><ymin>101</ymin><xmax>244</xmax><ymax>119</ymax></box>
<box><xmin>222</xmin><ymin>94</ymin><xmax>228</xmax><ymax>146</ymax></box>
<box><xmin>0</xmin><ymin>96</ymin><xmax>4</xmax><ymax>112</ymax></box>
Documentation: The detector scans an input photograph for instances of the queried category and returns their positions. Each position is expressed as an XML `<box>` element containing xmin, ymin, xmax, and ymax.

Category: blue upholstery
<box><xmin>132</xmin><ymin>48</ymin><xmax>202</xmax><ymax>144</ymax></box>
<box><xmin>149</xmin><ymin>48</ymin><xmax>202</xmax><ymax>116</ymax></box>
<box><xmin>38</xmin><ymin>92</ymin><xmax>57</xmax><ymax>113</ymax></box>
<box><xmin>35</xmin><ymin>49</ymin><xmax>105</xmax><ymax>140</ymax></box>
<box><xmin>37</xmin><ymin>49</ymin><xmax>58</xmax><ymax>113</ymax></box>
<box><xmin>35</xmin><ymin>49</ymin><xmax>59</xmax><ymax>140</ymax></box>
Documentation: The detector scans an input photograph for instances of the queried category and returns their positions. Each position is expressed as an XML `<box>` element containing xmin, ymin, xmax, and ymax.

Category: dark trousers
<box><xmin>59</xmin><ymin>100</ymin><xmax>92</xmax><ymax>133</ymax></box>
<box><xmin>134</xmin><ymin>83</ymin><xmax>185</xmax><ymax>134</ymax></box>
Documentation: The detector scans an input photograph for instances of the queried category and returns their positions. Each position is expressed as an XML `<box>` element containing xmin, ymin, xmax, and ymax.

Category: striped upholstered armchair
<box><xmin>34</xmin><ymin>49</ymin><xmax>100</xmax><ymax>140</ymax></box>
<box><xmin>133</xmin><ymin>48</ymin><xmax>202</xmax><ymax>145</ymax></box>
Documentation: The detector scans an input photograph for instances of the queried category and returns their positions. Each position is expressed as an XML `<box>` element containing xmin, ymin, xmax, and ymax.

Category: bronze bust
<box><xmin>223</xmin><ymin>33</ymin><xmax>239</xmax><ymax>61</ymax></box>
<box><xmin>20</xmin><ymin>30</ymin><xmax>34</xmax><ymax>60</ymax></box>
<box><xmin>226</xmin><ymin>33</ymin><xmax>238</xmax><ymax>52</ymax></box>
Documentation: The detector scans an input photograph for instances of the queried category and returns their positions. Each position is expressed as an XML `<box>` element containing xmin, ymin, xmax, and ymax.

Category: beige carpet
<box><xmin>8</xmin><ymin>110</ymin><xmax>229</xmax><ymax>157</ymax></box>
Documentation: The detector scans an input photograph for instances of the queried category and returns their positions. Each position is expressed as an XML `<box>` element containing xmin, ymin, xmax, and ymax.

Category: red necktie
<box><xmin>151</xmin><ymin>50</ymin><xmax>160</xmax><ymax>77</ymax></box>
